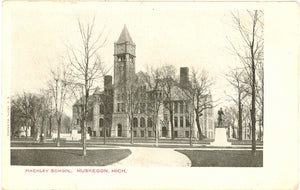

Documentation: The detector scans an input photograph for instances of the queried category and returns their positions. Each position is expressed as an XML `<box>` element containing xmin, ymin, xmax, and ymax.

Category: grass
<box><xmin>176</xmin><ymin>150</ymin><xmax>263</xmax><ymax>167</ymax></box>
<box><xmin>11</xmin><ymin>142</ymin><xmax>117</xmax><ymax>148</ymax></box>
<box><xmin>11</xmin><ymin>149</ymin><xmax>131</xmax><ymax>166</ymax></box>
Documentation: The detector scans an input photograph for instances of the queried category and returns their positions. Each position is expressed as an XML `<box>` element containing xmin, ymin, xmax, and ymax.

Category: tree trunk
<box><xmin>130</xmin><ymin>117</ymin><xmax>133</xmax><ymax>144</ymax></box>
<box><xmin>227</xmin><ymin>125</ymin><xmax>230</xmax><ymax>138</ymax></box>
<box><xmin>169</xmin><ymin>107</ymin><xmax>174</xmax><ymax>140</ymax></box>
<box><xmin>195</xmin><ymin>116</ymin><xmax>202</xmax><ymax>141</ymax></box>
<box><xmin>155</xmin><ymin>117</ymin><xmax>159</xmax><ymax>147</ymax></box>
<box><xmin>251</xmin><ymin>44</ymin><xmax>256</xmax><ymax>156</ymax></box>
<box><xmin>232</xmin><ymin>125</ymin><xmax>236</xmax><ymax>138</ymax></box>
<box><xmin>259</xmin><ymin>122</ymin><xmax>262</xmax><ymax>141</ymax></box>
<box><xmin>82</xmin><ymin>120</ymin><xmax>87</xmax><ymax>156</ymax></box>
<box><xmin>25</xmin><ymin>120</ymin><xmax>28</xmax><ymax>139</ymax></box>
<box><xmin>189</xmin><ymin>117</ymin><xmax>192</xmax><ymax>147</ymax></box>
<box><xmin>104</xmin><ymin>120</ymin><xmax>106</xmax><ymax>145</ymax></box>
<box><xmin>31</xmin><ymin>122</ymin><xmax>35</xmax><ymax>138</ymax></box>
<box><xmin>49</xmin><ymin>116</ymin><xmax>52</xmax><ymax>137</ymax></box>
<box><xmin>238</xmin><ymin>94</ymin><xmax>243</xmax><ymax>141</ymax></box>
<box><xmin>56</xmin><ymin>117</ymin><xmax>61</xmax><ymax>147</ymax></box>
<box><xmin>40</xmin><ymin>117</ymin><xmax>46</xmax><ymax>143</ymax></box>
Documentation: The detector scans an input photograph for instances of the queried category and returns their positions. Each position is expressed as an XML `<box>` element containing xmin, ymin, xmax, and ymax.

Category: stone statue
<box><xmin>217</xmin><ymin>107</ymin><xmax>224</xmax><ymax>128</ymax></box>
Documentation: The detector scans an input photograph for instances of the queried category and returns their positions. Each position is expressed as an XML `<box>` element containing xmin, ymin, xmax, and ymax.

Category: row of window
<box><xmin>132</xmin><ymin>130</ymin><xmax>190</xmax><ymax>138</ymax></box>
<box><xmin>171</xmin><ymin>116</ymin><xmax>191</xmax><ymax>128</ymax></box>
<box><xmin>95</xmin><ymin>104</ymin><xmax>113</xmax><ymax>114</ymax></box>
<box><xmin>94</xmin><ymin>116</ymin><xmax>191</xmax><ymax>128</ymax></box>
<box><xmin>117</xmin><ymin>55</ymin><xmax>134</xmax><ymax>63</ymax></box>
<box><xmin>99</xmin><ymin>118</ymin><xmax>111</xmax><ymax>128</ymax></box>
<box><xmin>133</xmin><ymin>117</ymin><xmax>152</xmax><ymax>128</ymax></box>
<box><xmin>117</xmin><ymin>103</ymin><xmax>126</xmax><ymax>112</ymax></box>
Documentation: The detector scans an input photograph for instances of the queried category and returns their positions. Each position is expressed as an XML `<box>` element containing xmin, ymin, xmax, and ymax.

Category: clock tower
<box><xmin>112</xmin><ymin>25</ymin><xmax>136</xmax><ymax>137</ymax></box>
<box><xmin>114</xmin><ymin>24</ymin><xmax>136</xmax><ymax>89</ymax></box>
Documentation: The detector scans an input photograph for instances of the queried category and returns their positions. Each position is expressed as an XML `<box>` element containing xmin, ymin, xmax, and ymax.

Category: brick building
<box><xmin>72</xmin><ymin>25</ymin><xmax>214</xmax><ymax>139</ymax></box>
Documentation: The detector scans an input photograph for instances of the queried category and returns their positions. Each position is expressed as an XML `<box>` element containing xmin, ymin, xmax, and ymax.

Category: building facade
<box><xmin>72</xmin><ymin>25</ymin><xmax>215</xmax><ymax>139</ymax></box>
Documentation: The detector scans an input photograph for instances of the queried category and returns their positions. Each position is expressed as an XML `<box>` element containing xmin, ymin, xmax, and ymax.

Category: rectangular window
<box><xmin>121</xmin><ymin>103</ymin><xmax>125</xmax><ymax>112</ymax></box>
<box><xmin>185</xmin><ymin>131</ymin><xmax>189</xmax><ymax>138</ymax></box>
<box><xmin>100</xmin><ymin>131</ymin><xmax>103</xmax><ymax>137</ymax></box>
<box><xmin>174</xmin><ymin>117</ymin><xmax>178</xmax><ymax>127</ymax></box>
<box><xmin>180</xmin><ymin>117</ymin><xmax>183</xmax><ymax>127</ymax></box>
<box><xmin>134</xmin><ymin>131</ymin><xmax>137</xmax><ymax>137</ymax></box>
<box><xmin>99</xmin><ymin>104</ymin><xmax>104</xmax><ymax>114</ymax></box>
<box><xmin>185</xmin><ymin>116</ymin><xmax>189</xmax><ymax>127</ymax></box>
<box><xmin>180</xmin><ymin>102</ymin><xmax>184</xmax><ymax>113</ymax></box>
<box><xmin>174</xmin><ymin>131</ymin><xmax>178</xmax><ymax>138</ymax></box>
<box><xmin>174</xmin><ymin>102</ymin><xmax>178</xmax><ymax>114</ymax></box>
<box><xmin>141</xmin><ymin>131</ymin><xmax>144</xmax><ymax>137</ymax></box>
<box><xmin>117</xmin><ymin>103</ymin><xmax>120</xmax><ymax>112</ymax></box>
<box><xmin>148</xmin><ymin>131</ymin><xmax>152</xmax><ymax>137</ymax></box>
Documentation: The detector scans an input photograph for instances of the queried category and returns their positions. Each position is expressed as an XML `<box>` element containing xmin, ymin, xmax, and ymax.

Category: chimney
<box><xmin>104</xmin><ymin>75</ymin><xmax>112</xmax><ymax>90</ymax></box>
<box><xmin>180</xmin><ymin>67</ymin><xmax>189</xmax><ymax>86</ymax></box>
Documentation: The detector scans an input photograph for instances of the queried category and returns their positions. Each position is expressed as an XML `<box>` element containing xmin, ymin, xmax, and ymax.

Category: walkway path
<box><xmin>108</xmin><ymin>147</ymin><xmax>191</xmax><ymax>167</ymax></box>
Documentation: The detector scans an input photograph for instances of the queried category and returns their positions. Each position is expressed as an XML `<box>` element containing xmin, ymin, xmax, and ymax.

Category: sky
<box><xmin>8</xmin><ymin>2</ymin><xmax>251</xmax><ymax>116</ymax></box>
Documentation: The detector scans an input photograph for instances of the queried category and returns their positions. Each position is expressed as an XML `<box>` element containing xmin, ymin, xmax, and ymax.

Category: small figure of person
<box><xmin>218</xmin><ymin>107</ymin><xmax>224</xmax><ymax>128</ymax></box>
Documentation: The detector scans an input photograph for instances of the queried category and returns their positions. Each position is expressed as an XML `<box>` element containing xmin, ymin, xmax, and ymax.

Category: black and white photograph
<box><xmin>2</xmin><ymin>2</ymin><xmax>298</xmax><ymax>190</ymax></box>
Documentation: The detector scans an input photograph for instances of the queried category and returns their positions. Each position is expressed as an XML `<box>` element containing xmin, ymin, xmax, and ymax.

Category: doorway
<box><xmin>162</xmin><ymin>127</ymin><xmax>167</xmax><ymax>137</ymax></box>
<box><xmin>117</xmin><ymin>124</ymin><xmax>122</xmax><ymax>137</ymax></box>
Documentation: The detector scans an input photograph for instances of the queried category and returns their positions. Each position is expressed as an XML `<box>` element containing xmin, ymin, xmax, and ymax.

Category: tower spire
<box><xmin>117</xmin><ymin>24</ymin><xmax>134</xmax><ymax>44</ymax></box>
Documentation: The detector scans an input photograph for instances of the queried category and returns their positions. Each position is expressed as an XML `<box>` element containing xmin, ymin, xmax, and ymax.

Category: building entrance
<box><xmin>162</xmin><ymin>127</ymin><xmax>167</xmax><ymax>137</ymax></box>
<box><xmin>117</xmin><ymin>124</ymin><xmax>122</xmax><ymax>137</ymax></box>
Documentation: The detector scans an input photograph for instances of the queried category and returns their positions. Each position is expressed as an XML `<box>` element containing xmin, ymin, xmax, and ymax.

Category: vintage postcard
<box><xmin>1</xmin><ymin>1</ymin><xmax>298</xmax><ymax>190</ymax></box>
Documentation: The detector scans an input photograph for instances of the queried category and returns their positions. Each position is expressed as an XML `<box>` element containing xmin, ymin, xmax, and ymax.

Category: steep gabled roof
<box><xmin>117</xmin><ymin>25</ymin><xmax>134</xmax><ymax>44</ymax></box>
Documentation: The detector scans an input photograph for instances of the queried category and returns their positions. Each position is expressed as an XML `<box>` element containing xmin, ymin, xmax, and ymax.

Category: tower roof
<box><xmin>117</xmin><ymin>25</ymin><xmax>134</xmax><ymax>44</ymax></box>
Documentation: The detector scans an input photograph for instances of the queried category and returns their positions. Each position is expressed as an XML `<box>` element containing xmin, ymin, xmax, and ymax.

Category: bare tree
<box><xmin>141</xmin><ymin>67</ymin><xmax>164</xmax><ymax>147</ymax></box>
<box><xmin>229</xmin><ymin>10</ymin><xmax>264</xmax><ymax>155</ymax></box>
<box><xmin>123</xmin><ymin>73</ymin><xmax>141</xmax><ymax>144</ymax></box>
<box><xmin>256</xmin><ymin>57</ymin><xmax>264</xmax><ymax>141</ymax></box>
<box><xmin>48</xmin><ymin>62</ymin><xmax>71</xmax><ymax>147</ymax></box>
<box><xmin>11</xmin><ymin>93</ymin><xmax>46</xmax><ymax>140</ymax></box>
<box><xmin>181</xmin><ymin>68</ymin><xmax>214</xmax><ymax>141</ymax></box>
<box><xmin>158</xmin><ymin>65</ymin><xmax>177</xmax><ymax>140</ymax></box>
<box><xmin>226</xmin><ymin>68</ymin><xmax>248</xmax><ymax>141</ymax></box>
<box><xmin>67</xmin><ymin>17</ymin><xmax>107</xmax><ymax>156</ymax></box>
<box><xmin>224</xmin><ymin>106</ymin><xmax>238</xmax><ymax>139</ymax></box>
<box><xmin>38</xmin><ymin>92</ymin><xmax>52</xmax><ymax>143</ymax></box>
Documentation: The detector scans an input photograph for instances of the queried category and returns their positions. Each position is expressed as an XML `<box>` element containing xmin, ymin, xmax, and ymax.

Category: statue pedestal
<box><xmin>210</xmin><ymin>128</ymin><xmax>231</xmax><ymax>146</ymax></box>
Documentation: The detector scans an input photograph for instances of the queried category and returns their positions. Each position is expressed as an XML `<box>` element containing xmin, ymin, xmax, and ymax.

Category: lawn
<box><xmin>11</xmin><ymin>141</ymin><xmax>117</xmax><ymax>148</ymax></box>
<box><xmin>11</xmin><ymin>149</ymin><xmax>131</xmax><ymax>166</ymax></box>
<box><xmin>176</xmin><ymin>150</ymin><xmax>263</xmax><ymax>167</ymax></box>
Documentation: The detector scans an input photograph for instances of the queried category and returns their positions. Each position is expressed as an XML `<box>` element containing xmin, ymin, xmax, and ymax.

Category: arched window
<box><xmin>147</xmin><ymin>118</ymin><xmax>152</xmax><ymax>128</ymax></box>
<box><xmin>133</xmin><ymin>117</ymin><xmax>138</xmax><ymax>128</ymax></box>
<box><xmin>99</xmin><ymin>118</ymin><xmax>104</xmax><ymax>128</ymax></box>
<box><xmin>140</xmin><ymin>117</ymin><xmax>145</xmax><ymax>128</ymax></box>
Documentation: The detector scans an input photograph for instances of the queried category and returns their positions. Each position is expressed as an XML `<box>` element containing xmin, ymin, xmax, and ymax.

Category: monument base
<box><xmin>210</xmin><ymin>128</ymin><xmax>231</xmax><ymax>146</ymax></box>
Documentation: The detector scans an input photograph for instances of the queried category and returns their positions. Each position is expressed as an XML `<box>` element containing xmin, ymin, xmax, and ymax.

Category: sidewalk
<box><xmin>108</xmin><ymin>147</ymin><xmax>192</xmax><ymax>167</ymax></box>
